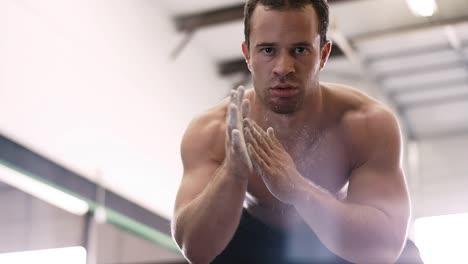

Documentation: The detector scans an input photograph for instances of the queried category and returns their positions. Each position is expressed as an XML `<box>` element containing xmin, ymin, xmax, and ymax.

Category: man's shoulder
<box><xmin>180</xmin><ymin>97</ymin><xmax>229</xmax><ymax>161</ymax></box>
<box><xmin>189</xmin><ymin>100</ymin><xmax>228</xmax><ymax>134</ymax></box>
<box><xmin>323</xmin><ymin>82</ymin><xmax>397</xmax><ymax>127</ymax></box>
<box><xmin>324</xmin><ymin>83</ymin><xmax>401</xmax><ymax>166</ymax></box>
<box><xmin>342</xmin><ymin>102</ymin><xmax>399</xmax><ymax>144</ymax></box>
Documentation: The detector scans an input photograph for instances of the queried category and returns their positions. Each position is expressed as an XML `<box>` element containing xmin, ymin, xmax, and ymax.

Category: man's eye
<box><xmin>295</xmin><ymin>47</ymin><xmax>307</xmax><ymax>54</ymax></box>
<box><xmin>262</xmin><ymin>48</ymin><xmax>274</xmax><ymax>55</ymax></box>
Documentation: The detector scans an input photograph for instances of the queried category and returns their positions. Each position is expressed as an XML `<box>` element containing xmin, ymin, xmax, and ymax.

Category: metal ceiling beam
<box><xmin>444</xmin><ymin>25</ymin><xmax>468</xmax><ymax>74</ymax></box>
<box><xmin>375</xmin><ymin>61</ymin><xmax>466</xmax><ymax>80</ymax></box>
<box><xmin>175</xmin><ymin>4</ymin><xmax>243</xmax><ymax>32</ymax></box>
<box><xmin>386</xmin><ymin>77</ymin><xmax>468</xmax><ymax>96</ymax></box>
<box><xmin>352</xmin><ymin>15</ymin><xmax>468</xmax><ymax>41</ymax></box>
<box><xmin>363</xmin><ymin>41</ymin><xmax>467</xmax><ymax>64</ymax></box>
<box><xmin>399</xmin><ymin>93</ymin><xmax>468</xmax><ymax>109</ymax></box>
<box><xmin>329</xmin><ymin>27</ymin><xmax>416</xmax><ymax>139</ymax></box>
<box><xmin>219</xmin><ymin>59</ymin><xmax>249</xmax><ymax>76</ymax></box>
<box><xmin>415</xmin><ymin>127</ymin><xmax>468</xmax><ymax>141</ymax></box>
<box><xmin>218</xmin><ymin>44</ymin><xmax>345</xmax><ymax>76</ymax></box>
<box><xmin>175</xmin><ymin>0</ymin><xmax>358</xmax><ymax>32</ymax></box>
<box><xmin>363</xmin><ymin>43</ymin><xmax>452</xmax><ymax>62</ymax></box>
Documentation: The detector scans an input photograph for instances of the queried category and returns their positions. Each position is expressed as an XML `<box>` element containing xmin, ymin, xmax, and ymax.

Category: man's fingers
<box><xmin>231</xmin><ymin>85</ymin><xmax>245</xmax><ymax>107</ymax></box>
<box><xmin>241</xmin><ymin>99</ymin><xmax>251</xmax><ymax>119</ymax></box>
<box><xmin>267</xmin><ymin>127</ymin><xmax>275</xmax><ymax>137</ymax></box>
<box><xmin>237</xmin><ymin>85</ymin><xmax>245</xmax><ymax>103</ymax></box>
<box><xmin>250</xmin><ymin>120</ymin><xmax>266</xmax><ymax>136</ymax></box>
<box><xmin>250</xmin><ymin>121</ymin><xmax>275</xmax><ymax>150</ymax></box>
<box><xmin>244</xmin><ymin>127</ymin><xmax>258</xmax><ymax>150</ymax></box>
<box><xmin>227</xmin><ymin>103</ymin><xmax>238</xmax><ymax>136</ymax></box>
<box><xmin>243</xmin><ymin>119</ymin><xmax>260</xmax><ymax>144</ymax></box>
<box><xmin>232</xmin><ymin>129</ymin><xmax>253</xmax><ymax>170</ymax></box>
<box><xmin>247</xmin><ymin>122</ymin><xmax>272</xmax><ymax>153</ymax></box>
<box><xmin>248</xmin><ymin>144</ymin><xmax>270</xmax><ymax>174</ymax></box>
<box><xmin>266</xmin><ymin>127</ymin><xmax>278</xmax><ymax>147</ymax></box>
<box><xmin>245</xmin><ymin>127</ymin><xmax>271</xmax><ymax>166</ymax></box>
<box><xmin>230</xmin><ymin>89</ymin><xmax>239</xmax><ymax>106</ymax></box>
<box><xmin>248</xmin><ymin>144</ymin><xmax>261</xmax><ymax>171</ymax></box>
<box><xmin>244</xmin><ymin>118</ymin><xmax>262</xmax><ymax>134</ymax></box>
<box><xmin>231</xmin><ymin>129</ymin><xmax>242</xmax><ymax>152</ymax></box>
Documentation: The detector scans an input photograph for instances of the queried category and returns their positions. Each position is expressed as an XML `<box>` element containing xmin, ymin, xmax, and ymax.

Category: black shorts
<box><xmin>211</xmin><ymin>209</ymin><xmax>352</xmax><ymax>264</ymax></box>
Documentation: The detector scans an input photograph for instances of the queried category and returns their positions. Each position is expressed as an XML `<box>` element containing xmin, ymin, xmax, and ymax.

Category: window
<box><xmin>415</xmin><ymin>213</ymin><xmax>468</xmax><ymax>264</ymax></box>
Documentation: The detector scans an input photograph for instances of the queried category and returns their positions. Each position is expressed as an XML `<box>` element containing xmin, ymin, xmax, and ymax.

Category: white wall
<box><xmin>0</xmin><ymin>0</ymin><xmax>232</xmax><ymax>218</ymax></box>
<box><xmin>411</xmin><ymin>134</ymin><xmax>468</xmax><ymax>218</ymax></box>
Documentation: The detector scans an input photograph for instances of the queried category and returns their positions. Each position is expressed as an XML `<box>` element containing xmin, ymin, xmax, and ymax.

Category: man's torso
<box><xmin>205</xmin><ymin>82</ymin><xmax>380</xmax><ymax>231</ymax></box>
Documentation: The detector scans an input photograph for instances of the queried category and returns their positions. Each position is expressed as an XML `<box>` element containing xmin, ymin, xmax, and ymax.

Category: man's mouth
<box><xmin>270</xmin><ymin>85</ymin><xmax>299</xmax><ymax>97</ymax></box>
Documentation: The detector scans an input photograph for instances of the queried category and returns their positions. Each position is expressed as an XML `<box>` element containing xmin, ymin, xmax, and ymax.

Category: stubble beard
<box><xmin>259</xmin><ymin>88</ymin><xmax>305</xmax><ymax>114</ymax></box>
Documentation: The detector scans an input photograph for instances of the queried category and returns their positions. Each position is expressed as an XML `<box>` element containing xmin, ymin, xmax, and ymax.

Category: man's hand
<box><xmin>225</xmin><ymin>86</ymin><xmax>253</xmax><ymax>179</ymax></box>
<box><xmin>243</xmin><ymin>118</ymin><xmax>304</xmax><ymax>204</ymax></box>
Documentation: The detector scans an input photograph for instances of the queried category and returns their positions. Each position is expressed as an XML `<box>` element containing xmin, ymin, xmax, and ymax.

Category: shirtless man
<box><xmin>172</xmin><ymin>1</ymin><xmax>411</xmax><ymax>263</ymax></box>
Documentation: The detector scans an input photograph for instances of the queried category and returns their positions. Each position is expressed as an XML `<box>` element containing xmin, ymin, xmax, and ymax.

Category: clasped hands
<box><xmin>226</xmin><ymin>86</ymin><xmax>303</xmax><ymax>204</ymax></box>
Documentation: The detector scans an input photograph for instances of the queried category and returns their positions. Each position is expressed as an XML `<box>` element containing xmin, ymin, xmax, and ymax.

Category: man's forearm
<box><xmin>173</xmin><ymin>163</ymin><xmax>248</xmax><ymax>263</ymax></box>
<box><xmin>293</xmin><ymin>179</ymin><xmax>404</xmax><ymax>264</ymax></box>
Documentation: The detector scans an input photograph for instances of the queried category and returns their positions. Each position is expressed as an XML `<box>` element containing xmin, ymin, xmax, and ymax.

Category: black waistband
<box><xmin>238</xmin><ymin>208</ymin><xmax>288</xmax><ymax>241</ymax></box>
<box><xmin>212</xmin><ymin>209</ymin><xmax>352</xmax><ymax>264</ymax></box>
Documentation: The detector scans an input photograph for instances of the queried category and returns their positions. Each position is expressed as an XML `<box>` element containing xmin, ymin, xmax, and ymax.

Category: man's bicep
<box><xmin>174</xmin><ymin>115</ymin><xmax>225</xmax><ymax>216</ymax></box>
<box><xmin>346</xmin><ymin>163</ymin><xmax>410</xmax><ymax>256</ymax></box>
<box><xmin>346</xmin><ymin>164</ymin><xmax>409</xmax><ymax>219</ymax></box>
<box><xmin>174</xmin><ymin>160</ymin><xmax>221</xmax><ymax>216</ymax></box>
<box><xmin>346</xmin><ymin>108</ymin><xmax>410</xmax><ymax>220</ymax></box>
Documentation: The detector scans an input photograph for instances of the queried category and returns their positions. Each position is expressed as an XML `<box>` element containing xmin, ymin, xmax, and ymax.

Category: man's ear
<box><xmin>242</xmin><ymin>42</ymin><xmax>252</xmax><ymax>72</ymax></box>
<box><xmin>320</xmin><ymin>40</ymin><xmax>332</xmax><ymax>70</ymax></box>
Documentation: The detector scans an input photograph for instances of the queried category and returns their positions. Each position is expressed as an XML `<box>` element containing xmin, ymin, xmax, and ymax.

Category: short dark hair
<box><xmin>244</xmin><ymin>0</ymin><xmax>329</xmax><ymax>49</ymax></box>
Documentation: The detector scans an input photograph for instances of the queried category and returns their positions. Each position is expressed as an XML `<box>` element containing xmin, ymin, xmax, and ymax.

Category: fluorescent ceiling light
<box><xmin>0</xmin><ymin>163</ymin><xmax>89</xmax><ymax>215</ymax></box>
<box><xmin>406</xmin><ymin>0</ymin><xmax>438</xmax><ymax>17</ymax></box>
<box><xmin>0</xmin><ymin>246</ymin><xmax>86</xmax><ymax>264</ymax></box>
<box><xmin>415</xmin><ymin>213</ymin><xmax>468</xmax><ymax>264</ymax></box>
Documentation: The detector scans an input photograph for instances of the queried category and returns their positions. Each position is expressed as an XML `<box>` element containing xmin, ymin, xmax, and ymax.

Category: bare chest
<box><xmin>245</xmin><ymin>129</ymin><xmax>350</xmax><ymax>227</ymax></box>
<box><xmin>287</xmin><ymin>131</ymin><xmax>349</xmax><ymax>192</ymax></box>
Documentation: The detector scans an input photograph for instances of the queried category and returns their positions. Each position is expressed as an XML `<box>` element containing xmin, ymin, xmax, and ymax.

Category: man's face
<box><xmin>242</xmin><ymin>5</ymin><xmax>330</xmax><ymax>114</ymax></box>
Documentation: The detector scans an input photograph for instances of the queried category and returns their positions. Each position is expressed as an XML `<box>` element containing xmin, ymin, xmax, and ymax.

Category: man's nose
<box><xmin>273</xmin><ymin>52</ymin><xmax>295</xmax><ymax>78</ymax></box>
